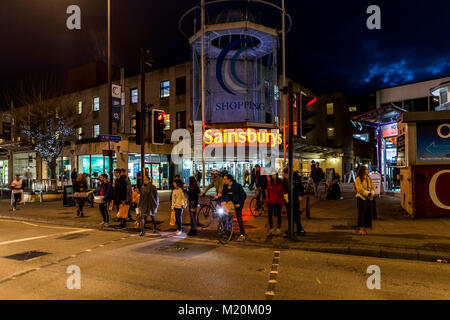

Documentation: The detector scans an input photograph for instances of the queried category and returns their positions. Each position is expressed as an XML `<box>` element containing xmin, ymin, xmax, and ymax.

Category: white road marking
<box><xmin>0</xmin><ymin>229</ymin><xmax>91</xmax><ymax>246</ymax></box>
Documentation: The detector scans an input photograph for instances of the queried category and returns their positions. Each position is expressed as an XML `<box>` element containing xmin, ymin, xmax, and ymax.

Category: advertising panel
<box><xmin>417</xmin><ymin>122</ymin><xmax>450</xmax><ymax>163</ymax></box>
<box><xmin>412</xmin><ymin>165</ymin><xmax>450</xmax><ymax>217</ymax></box>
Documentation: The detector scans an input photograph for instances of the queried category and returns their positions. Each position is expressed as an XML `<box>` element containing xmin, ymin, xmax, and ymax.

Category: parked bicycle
<box><xmin>249</xmin><ymin>187</ymin><xmax>265</xmax><ymax>217</ymax></box>
<box><xmin>197</xmin><ymin>195</ymin><xmax>219</xmax><ymax>228</ymax></box>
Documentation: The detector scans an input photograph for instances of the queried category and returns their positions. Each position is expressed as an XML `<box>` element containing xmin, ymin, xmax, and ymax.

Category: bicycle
<box><xmin>197</xmin><ymin>196</ymin><xmax>218</xmax><ymax>228</ymax></box>
<box><xmin>249</xmin><ymin>187</ymin><xmax>265</xmax><ymax>217</ymax></box>
<box><xmin>216</xmin><ymin>206</ymin><xmax>233</xmax><ymax>244</ymax></box>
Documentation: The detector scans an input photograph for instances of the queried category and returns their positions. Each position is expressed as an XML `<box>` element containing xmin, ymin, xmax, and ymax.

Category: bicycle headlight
<box><xmin>217</xmin><ymin>208</ymin><xmax>225</xmax><ymax>215</ymax></box>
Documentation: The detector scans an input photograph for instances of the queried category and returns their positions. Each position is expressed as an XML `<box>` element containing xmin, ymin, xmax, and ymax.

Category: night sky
<box><xmin>0</xmin><ymin>0</ymin><xmax>449</xmax><ymax>99</ymax></box>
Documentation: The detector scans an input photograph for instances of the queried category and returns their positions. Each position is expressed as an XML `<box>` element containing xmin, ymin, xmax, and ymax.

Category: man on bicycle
<box><xmin>201</xmin><ymin>170</ymin><xmax>224</xmax><ymax>204</ymax></box>
<box><xmin>254</xmin><ymin>165</ymin><xmax>268</xmax><ymax>210</ymax></box>
<box><xmin>222</xmin><ymin>174</ymin><xmax>247</xmax><ymax>241</ymax></box>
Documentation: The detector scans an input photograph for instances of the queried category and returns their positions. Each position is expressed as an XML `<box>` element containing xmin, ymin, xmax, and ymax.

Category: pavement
<box><xmin>1</xmin><ymin>184</ymin><xmax>450</xmax><ymax>263</ymax></box>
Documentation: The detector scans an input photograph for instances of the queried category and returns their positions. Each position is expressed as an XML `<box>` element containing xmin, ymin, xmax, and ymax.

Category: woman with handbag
<box><xmin>95</xmin><ymin>174</ymin><xmax>113</xmax><ymax>226</ymax></box>
<box><xmin>74</xmin><ymin>174</ymin><xmax>88</xmax><ymax>217</ymax></box>
<box><xmin>171</xmin><ymin>179</ymin><xmax>187</xmax><ymax>236</ymax></box>
<box><xmin>354</xmin><ymin>166</ymin><xmax>375</xmax><ymax>235</ymax></box>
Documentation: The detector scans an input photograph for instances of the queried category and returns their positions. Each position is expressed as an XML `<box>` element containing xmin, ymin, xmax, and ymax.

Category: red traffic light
<box><xmin>157</xmin><ymin>112</ymin><xmax>166</xmax><ymax>121</ymax></box>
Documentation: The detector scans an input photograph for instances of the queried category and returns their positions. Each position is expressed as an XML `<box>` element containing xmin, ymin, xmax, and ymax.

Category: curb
<box><xmin>1</xmin><ymin>214</ymin><xmax>449</xmax><ymax>264</ymax></box>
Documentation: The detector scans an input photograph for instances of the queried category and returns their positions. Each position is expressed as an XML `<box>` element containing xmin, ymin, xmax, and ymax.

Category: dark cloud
<box><xmin>0</xmin><ymin>0</ymin><xmax>449</xmax><ymax>96</ymax></box>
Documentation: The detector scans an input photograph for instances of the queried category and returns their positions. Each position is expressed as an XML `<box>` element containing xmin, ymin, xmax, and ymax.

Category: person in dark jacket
<box><xmin>74</xmin><ymin>174</ymin><xmax>88</xmax><ymax>217</ymax></box>
<box><xmin>222</xmin><ymin>174</ymin><xmax>247</xmax><ymax>241</ymax></box>
<box><xmin>266</xmin><ymin>172</ymin><xmax>284</xmax><ymax>235</ymax></box>
<box><xmin>96</xmin><ymin>174</ymin><xmax>113</xmax><ymax>226</ymax></box>
<box><xmin>282</xmin><ymin>169</ymin><xmax>306</xmax><ymax>236</ymax></box>
<box><xmin>138</xmin><ymin>175</ymin><xmax>159</xmax><ymax>236</ymax></box>
<box><xmin>112</xmin><ymin>168</ymin><xmax>130</xmax><ymax>229</ymax></box>
<box><xmin>311</xmin><ymin>162</ymin><xmax>325</xmax><ymax>199</ymax></box>
<box><xmin>71</xmin><ymin>168</ymin><xmax>78</xmax><ymax>183</ymax></box>
<box><xmin>186</xmin><ymin>176</ymin><xmax>200</xmax><ymax>236</ymax></box>
<box><xmin>121</xmin><ymin>168</ymin><xmax>134</xmax><ymax>222</ymax></box>
<box><xmin>326</xmin><ymin>179</ymin><xmax>342</xmax><ymax>200</ymax></box>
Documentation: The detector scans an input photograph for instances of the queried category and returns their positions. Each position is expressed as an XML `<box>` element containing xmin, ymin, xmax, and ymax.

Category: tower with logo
<box><xmin>180</xmin><ymin>1</ymin><xmax>285</xmax><ymax>126</ymax></box>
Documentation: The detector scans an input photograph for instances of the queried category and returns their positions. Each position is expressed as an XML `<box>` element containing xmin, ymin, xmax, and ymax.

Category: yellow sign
<box><xmin>204</xmin><ymin>128</ymin><xmax>282</xmax><ymax>147</ymax></box>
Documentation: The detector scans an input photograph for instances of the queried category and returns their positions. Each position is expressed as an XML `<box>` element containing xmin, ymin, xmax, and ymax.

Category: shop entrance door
<box><xmin>145</xmin><ymin>163</ymin><xmax>163</xmax><ymax>190</ymax></box>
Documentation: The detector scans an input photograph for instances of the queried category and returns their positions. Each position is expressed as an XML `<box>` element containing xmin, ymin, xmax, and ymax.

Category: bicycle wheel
<box><xmin>197</xmin><ymin>205</ymin><xmax>213</xmax><ymax>228</ymax></box>
<box><xmin>250</xmin><ymin>197</ymin><xmax>263</xmax><ymax>217</ymax></box>
<box><xmin>217</xmin><ymin>216</ymin><xmax>233</xmax><ymax>244</ymax></box>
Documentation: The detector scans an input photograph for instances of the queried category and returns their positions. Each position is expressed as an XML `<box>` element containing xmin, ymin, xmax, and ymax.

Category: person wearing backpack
<box><xmin>222</xmin><ymin>174</ymin><xmax>247</xmax><ymax>241</ymax></box>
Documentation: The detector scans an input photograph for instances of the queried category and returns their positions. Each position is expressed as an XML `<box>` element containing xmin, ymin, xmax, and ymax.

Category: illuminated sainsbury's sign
<box><xmin>204</xmin><ymin>128</ymin><xmax>282</xmax><ymax>147</ymax></box>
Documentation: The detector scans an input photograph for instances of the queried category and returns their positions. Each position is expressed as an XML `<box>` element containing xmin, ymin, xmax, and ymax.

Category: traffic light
<box><xmin>152</xmin><ymin>109</ymin><xmax>166</xmax><ymax>145</ymax></box>
<box><xmin>134</xmin><ymin>111</ymin><xmax>142</xmax><ymax>145</ymax></box>
<box><xmin>300</xmin><ymin>94</ymin><xmax>317</xmax><ymax>137</ymax></box>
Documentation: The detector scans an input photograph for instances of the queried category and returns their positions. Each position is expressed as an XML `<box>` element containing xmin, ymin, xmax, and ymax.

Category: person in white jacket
<box><xmin>171</xmin><ymin>179</ymin><xmax>187</xmax><ymax>235</ymax></box>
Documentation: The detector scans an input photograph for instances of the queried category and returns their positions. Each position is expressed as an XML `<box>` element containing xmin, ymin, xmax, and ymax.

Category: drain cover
<box><xmin>5</xmin><ymin>251</ymin><xmax>50</xmax><ymax>261</ymax></box>
<box><xmin>155</xmin><ymin>245</ymin><xmax>187</xmax><ymax>253</ymax></box>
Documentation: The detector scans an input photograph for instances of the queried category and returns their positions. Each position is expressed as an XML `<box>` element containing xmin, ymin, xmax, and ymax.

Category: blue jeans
<box><xmin>174</xmin><ymin>208</ymin><xmax>183</xmax><ymax>231</ymax></box>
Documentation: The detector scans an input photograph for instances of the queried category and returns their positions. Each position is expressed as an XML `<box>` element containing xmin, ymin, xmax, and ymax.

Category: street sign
<box><xmin>101</xmin><ymin>134</ymin><xmax>122</xmax><ymax>143</ymax></box>
<box><xmin>417</xmin><ymin>122</ymin><xmax>450</xmax><ymax>163</ymax></box>
<box><xmin>112</xmin><ymin>84</ymin><xmax>122</xmax><ymax>123</ymax></box>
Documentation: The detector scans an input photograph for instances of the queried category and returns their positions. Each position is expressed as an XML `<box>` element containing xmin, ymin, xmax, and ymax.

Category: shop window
<box><xmin>93</xmin><ymin>97</ymin><xmax>100</xmax><ymax>111</ymax></box>
<box><xmin>327</xmin><ymin>127</ymin><xmax>335</xmax><ymax>139</ymax></box>
<box><xmin>348</xmin><ymin>106</ymin><xmax>357</xmax><ymax>113</ymax></box>
<box><xmin>440</xmin><ymin>90</ymin><xmax>448</xmax><ymax>104</ymax></box>
<box><xmin>176</xmin><ymin>77</ymin><xmax>186</xmax><ymax>96</ymax></box>
<box><xmin>131</xmin><ymin>88</ymin><xmax>138</xmax><ymax>104</ymax></box>
<box><xmin>77</xmin><ymin>101</ymin><xmax>83</xmax><ymax>115</ymax></box>
<box><xmin>160</xmin><ymin>81</ymin><xmax>170</xmax><ymax>98</ymax></box>
<box><xmin>326</xmin><ymin>103</ymin><xmax>334</xmax><ymax>115</ymax></box>
<box><xmin>93</xmin><ymin>125</ymin><xmax>100</xmax><ymax>138</ymax></box>
<box><xmin>430</xmin><ymin>96</ymin><xmax>440</xmax><ymax>110</ymax></box>
<box><xmin>77</xmin><ymin>128</ymin><xmax>83</xmax><ymax>140</ymax></box>
<box><xmin>176</xmin><ymin>111</ymin><xmax>186</xmax><ymax>129</ymax></box>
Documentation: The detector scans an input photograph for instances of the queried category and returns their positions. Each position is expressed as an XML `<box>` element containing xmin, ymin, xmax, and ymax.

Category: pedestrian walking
<box><xmin>353</xmin><ymin>166</ymin><xmax>375</xmax><ymax>235</ymax></box>
<box><xmin>186</xmin><ymin>176</ymin><xmax>200</xmax><ymax>236</ymax></box>
<box><xmin>10</xmin><ymin>175</ymin><xmax>23</xmax><ymax>211</ymax></box>
<box><xmin>243</xmin><ymin>169</ymin><xmax>250</xmax><ymax>187</ymax></box>
<box><xmin>171</xmin><ymin>179</ymin><xmax>187</xmax><ymax>235</ymax></box>
<box><xmin>282</xmin><ymin>169</ymin><xmax>306</xmax><ymax>236</ymax></box>
<box><xmin>266</xmin><ymin>172</ymin><xmax>284</xmax><ymax>235</ymax></box>
<box><xmin>73</xmin><ymin>174</ymin><xmax>88</xmax><ymax>217</ymax></box>
<box><xmin>112</xmin><ymin>168</ymin><xmax>130</xmax><ymax>229</ymax></box>
<box><xmin>222</xmin><ymin>174</ymin><xmax>247</xmax><ymax>241</ymax></box>
<box><xmin>312</xmin><ymin>162</ymin><xmax>324</xmax><ymax>199</ymax></box>
<box><xmin>95</xmin><ymin>174</ymin><xmax>113</xmax><ymax>226</ymax></box>
<box><xmin>120</xmin><ymin>168</ymin><xmax>134</xmax><ymax>222</ymax></box>
<box><xmin>138</xmin><ymin>175</ymin><xmax>159</xmax><ymax>237</ymax></box>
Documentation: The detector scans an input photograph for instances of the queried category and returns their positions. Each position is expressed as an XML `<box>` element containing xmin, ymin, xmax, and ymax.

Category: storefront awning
<box><xmin>350</xmin><ymin>104</ymin><xmax>407</xmax><ymax>126</ymax></box>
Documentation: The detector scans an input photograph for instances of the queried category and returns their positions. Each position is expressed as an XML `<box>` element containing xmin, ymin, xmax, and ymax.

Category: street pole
<box><xmin>288</xmin><ymin>81</ymin><xmax>295</xmax><ymax>241</ymax></box>
<box><xmin>140</xmin><ymin>48</ymin><xmax>146</xmax><ymax>188</ymax></box>
<box><xmin>201</xmin><ymin>0</ymin><xmax>206</xmax><ymax>189</ymax></box>
<box><xmin>107</xmin><ymin>0</ymin><xmax>113</xmax><ymax>181</ymax></box>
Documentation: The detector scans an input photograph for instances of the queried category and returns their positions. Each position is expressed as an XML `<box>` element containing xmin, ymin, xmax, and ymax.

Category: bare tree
<box><xmin>13</xmin><ymin>73</ymin><xmax>85</xmax><ymax>180</ymax></box>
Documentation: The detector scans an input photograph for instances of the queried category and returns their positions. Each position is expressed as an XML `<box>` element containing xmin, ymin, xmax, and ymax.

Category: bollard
<box><xmin>306</xmin><ymin>195</ymin><xmax>311</xmax><ymax>219</ymax></box>
<box><xmin>40</xmin><ymin>191</ymin><xmax>43</xmax><ymax>203</ymax></box>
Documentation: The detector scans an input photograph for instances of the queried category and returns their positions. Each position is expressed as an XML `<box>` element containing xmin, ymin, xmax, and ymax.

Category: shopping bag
<box><xmin>93</xmin><ymin>195</ymin><xmax>104</xmax><ymax>204</ymax></box>
<box><xmin>170</xmin><ymin>210</ymin><xmax>176</xmax><ymax>227</ymax></box>
<box><xmin>116</xmin><ymin>204</ymin><xmax>130</xmax><ymax>219</ymax></box>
